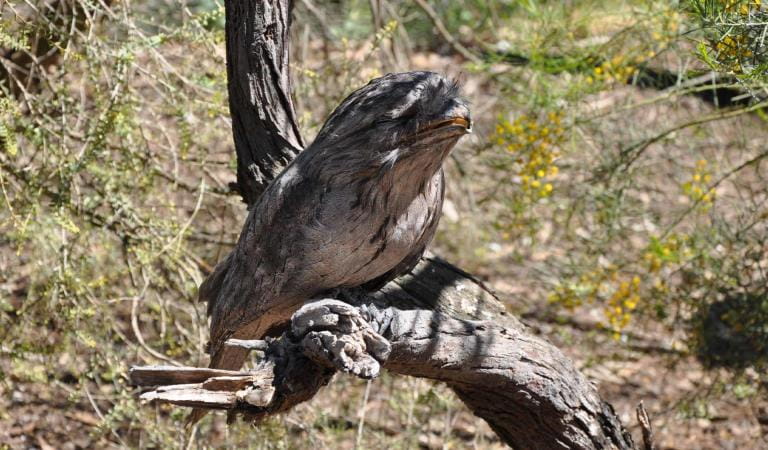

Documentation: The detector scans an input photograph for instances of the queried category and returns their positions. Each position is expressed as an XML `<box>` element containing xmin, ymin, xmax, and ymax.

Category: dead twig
<box><xmin>412</xmin><ymin>0</ymin><xmax>481</xmax><ymax>64</ymax></box>
<box><xmin>636</xmin><ymin>401</ymin><xmax>656</xmax><ymax>450</ymax></box>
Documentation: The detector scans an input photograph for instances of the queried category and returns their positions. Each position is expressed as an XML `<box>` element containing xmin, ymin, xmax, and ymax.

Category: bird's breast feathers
<box><xmin>287</xmin><ymin>171</ymin><xmax>442</xmax><ymax>289</ymax></box>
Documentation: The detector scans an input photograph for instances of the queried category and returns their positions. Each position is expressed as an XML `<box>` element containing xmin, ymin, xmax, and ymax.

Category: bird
<box><xmin>192</xmin><ymin>71</ymin><xmax>470</xmax><ymax>422</ymax></box>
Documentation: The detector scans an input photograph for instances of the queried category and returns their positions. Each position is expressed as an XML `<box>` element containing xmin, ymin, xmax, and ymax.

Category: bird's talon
<box><xmin>291</xmin><ymin>299</ymin><xmax>391</xmax><ymax>379</ymax></box>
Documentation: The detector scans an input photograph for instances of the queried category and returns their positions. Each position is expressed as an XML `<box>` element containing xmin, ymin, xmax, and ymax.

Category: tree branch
<box><xmin>133</xmin><ymin>257</ymin><xmax>636</xmax><ymax>448</ymax></box>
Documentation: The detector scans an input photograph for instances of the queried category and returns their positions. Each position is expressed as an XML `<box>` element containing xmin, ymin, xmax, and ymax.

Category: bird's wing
<box><xmin>201</xmin><ymin>162</ymin><xmax>313</xmax><ymax>357</ymax></box>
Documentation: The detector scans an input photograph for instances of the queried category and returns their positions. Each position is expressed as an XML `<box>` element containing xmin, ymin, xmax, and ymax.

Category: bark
<box><xmin>353</xmin><ymin>258</ymin><xmax>634</xmax><ymax>449</ymax></box>
<box><xmin>130</xmin><ymin>0</ymin><xmax>639</xmax><ymax>448</ymax></box>
<box><xmin>224</xmin><ymin>0</ymin><xmax>304</xmax><ymax>204</ymax></box>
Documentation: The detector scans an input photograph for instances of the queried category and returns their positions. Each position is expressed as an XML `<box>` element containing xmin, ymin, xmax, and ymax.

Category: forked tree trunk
<box><xmin>130</xmin><ymin>1</ymin><xmax>641</xmax><ymax>448</ymax></box>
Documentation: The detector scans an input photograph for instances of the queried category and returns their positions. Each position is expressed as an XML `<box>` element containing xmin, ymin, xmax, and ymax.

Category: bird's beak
<box><xmin>421</xmin><ymin>117</ymin><xmax>472</xmax><ymax>134</ymax></box>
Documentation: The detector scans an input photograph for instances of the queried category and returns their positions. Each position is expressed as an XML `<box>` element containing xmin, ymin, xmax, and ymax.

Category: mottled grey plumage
<box><xmin>199</xmin><ymin>71</ymin><xmax>470</xmax><ymax>373</ymax></box>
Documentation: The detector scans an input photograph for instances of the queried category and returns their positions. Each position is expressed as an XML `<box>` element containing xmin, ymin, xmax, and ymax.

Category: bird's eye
<box><xmin>374</xmin><ymin>117</ymin><xmax>398</xmax><ymax>125</ymax></box>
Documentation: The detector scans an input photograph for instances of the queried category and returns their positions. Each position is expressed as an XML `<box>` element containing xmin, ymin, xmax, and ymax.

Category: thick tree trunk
<box><xmin>131</xmin><ymin>1</ymin><xmax>641</xmax><ymax>448</ymax></box>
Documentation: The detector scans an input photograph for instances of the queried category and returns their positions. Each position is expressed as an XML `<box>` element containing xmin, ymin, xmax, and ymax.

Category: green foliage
<box><xmin>0</xmin><ymin>0</ymin><xmax>236</xmax><ymax>446</ymax></box>
<box><xmin>687</xmin><ymin>0</ymin><xmax>768</xmax><ymax>81</ymax></box>
<box><xmin>471</xmin><ymin>0</ymin><xmax>768</xmax><ymax>355</ymax></box>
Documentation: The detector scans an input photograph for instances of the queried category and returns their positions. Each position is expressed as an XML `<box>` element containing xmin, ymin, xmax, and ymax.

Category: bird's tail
<box><xmin>187</xmin><ymin>252</ymin><xmax>251</xmax><ymax>426</ymax></box>
<box><xmin>198</xmin><ymin>252</ymin><xmax>234</xmax><ymax>317</ymax></box>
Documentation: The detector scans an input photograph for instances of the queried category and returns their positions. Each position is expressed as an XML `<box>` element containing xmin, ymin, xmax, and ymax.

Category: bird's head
<box><xmin>309</xmin><ymin>71</ymin><xmax>471</xmax><ymax>173</ymax></box>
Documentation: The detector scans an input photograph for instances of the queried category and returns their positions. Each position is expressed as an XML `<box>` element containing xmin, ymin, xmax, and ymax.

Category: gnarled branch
<box><xmin>133</xmin><ymin>258</ymin><xmax>636</xmax><ymax>449</ymax></box>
